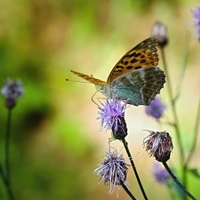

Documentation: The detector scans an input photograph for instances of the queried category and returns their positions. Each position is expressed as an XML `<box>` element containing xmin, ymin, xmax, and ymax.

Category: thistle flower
<box><xmin>97</xmin><ymin>98</ymin><xmax>128</xmax><ymax>139</ymax></box>
<box><xmin>152</xmin><ymin>162</ymin><xmax>169</xmax><ymax>184</ymax></box>
<box><xmin>94</xmin><ymin>149</ymin><xmax>129</xmax><ymax>193</ymax></box>
<box><xmin>1</xmin><ymin>79</ymin><xmax>24</xmax><ymax>109</ymax></box>
<box><xmin>143</xmin><ymin>130</ymin><xmax>173</xmax><ymax>162</ymax></box>
<box><xmin>145</xmin><ymin>97</ymin><xmax>166</xmax><ymax>119</ymax></box>
<box><xmin>151</xmin><ymin>21</ymin><xmax>168</xmax><ymax>47</ymax></box>
<box><xmin>191</xmin><ymin>7</ymin><xmax>200</xmax><ymax>40</ymax></box>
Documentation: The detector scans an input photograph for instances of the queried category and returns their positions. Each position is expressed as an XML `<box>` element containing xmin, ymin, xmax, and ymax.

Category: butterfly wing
<box><xmin>70</xmin><ymin>70</ymin><xmax>106</xmax><ymax>85</ymax></box>
<box><xmin>107</xmin><ymin>37</ymin><xmax>159</xmax><ymax>84</ymax></box>
<box><xmin>111</xmin><ymin>67</ymin><xmax>165</xmax><ymax>106</ymax></box>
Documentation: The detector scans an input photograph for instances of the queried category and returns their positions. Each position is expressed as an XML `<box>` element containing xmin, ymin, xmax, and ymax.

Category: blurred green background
<box><xmin>0</xmin><ymin>0</ymin><xmax>199</xmax><ymax>199</ymax></box>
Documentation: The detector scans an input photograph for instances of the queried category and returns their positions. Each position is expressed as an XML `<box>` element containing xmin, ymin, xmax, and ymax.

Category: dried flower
<box><xmin>1</xmin><ymin>79</ymin><xmax>24</xmax><ymax>109</ymax></box>
<box><xmin>152</xmin><ymin>162</ymin><xmax>169</xmax><ymax>184</ymax></box>
<box><xmin>191</xmin><ymin>7</ymin><xmax>200</xmax><ymax>40</ymax></box>
<box><xmin>97</xmin><ymin>98</ymin><xmax>128</xmax><ymax>139</ymax></box>
<box><xmin>151</xmin><ymin>21</ymin><xmax>168</xmax><ymax>47</ymax></box>
<box><xmin>145</xmin><ymin>97</ymin><xmax>166</xmax><ymax>119</ymax></box>
<box><xmin>143</xmin><ymin>130</ymin><xmax>173</xmax><ymax>162</ymax></box>
<box><xmin>94</xmin><ymin>149</ymin><xmax>129</xmax><ymax>193</ymax></box>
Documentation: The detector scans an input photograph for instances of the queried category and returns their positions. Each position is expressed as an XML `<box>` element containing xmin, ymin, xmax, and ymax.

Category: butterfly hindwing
<box><xmin>111</xmin><ymin>67</ymin><xmax>165</xmax><ymax>106</ymax></box>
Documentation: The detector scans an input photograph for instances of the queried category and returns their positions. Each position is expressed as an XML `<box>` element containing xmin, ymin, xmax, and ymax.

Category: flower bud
<box><xmin>97</xmin><ymin>99</ymin><xmax>128</xmax><ymax>139</ymax></box>
<box><xmin>112</xmin><ymin>116</ymin><xmax>127</xmax><ymax>139</ymax></box>
<box><xmin>94</xmin><ymin>149</ymin><xmax>129</xmax><ymax>193</ymax></box>
<box><xmin>143</xmin><ymin>130</ymin><xmax>173</xmax><ymax>162</ymax></box>
<box><xmin>1</xmin><ymin>79</ymin><xmax>24</xmax><ymax>109</ymax></box>
<box><xmin>151</xmin><ymin>21</ymin><xmax>168</xmax><ymax>47</ymax></box>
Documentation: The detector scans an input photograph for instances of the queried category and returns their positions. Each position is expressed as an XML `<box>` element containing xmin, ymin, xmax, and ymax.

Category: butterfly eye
<box><xmin>95</xmin><ymin>84</ymin><xmax>103</xmax><ymax>91</ymax></box>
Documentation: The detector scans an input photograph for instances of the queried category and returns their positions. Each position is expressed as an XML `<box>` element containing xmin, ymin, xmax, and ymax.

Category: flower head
<box><xmin>191</xmin><ymin>7</ymin><xmax>200</xmax><ymax>40</ymax></box>
<box><xmin>143</xmin><ymin>130</ymin><xmax>173</xmax><ymax>162</ymax></box>
<box><xmin>97</xmin><ymin>98</ymin><xmax>128</xmax><ymax>139</ymax></box>
<box><xmin>152</xmin><ymin>162</ymin><xmax>169</xmax><ymax>184</ymax></box>
<box><xmin>151</xmin><ymin>21</ymin><xmax>168</xmax><ymax>47</ymax></box>
<box><xmin>145</xmin><ymin>97</ymin><xmax>166</xmax><ymax>119</ymax></box>
<box><xmin>1</xmin><ymin>79</ymin><xmax>24</xmax><ymax>109</ymax></box>
<box><xmin>94</xmin><ymin>149</ymin><xmax>129</xmax><ymax>193</ymax></box>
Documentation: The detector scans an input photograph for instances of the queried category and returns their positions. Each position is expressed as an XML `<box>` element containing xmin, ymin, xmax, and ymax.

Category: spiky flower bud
<box><xmin>1</xmin><ymin>79</ymin><xmax>24</xmax><ymax>109</ymax></box>
<box><xmin>97</xmin><ymin>98</ymin><xmax>128</xmax><ymax>139</ymax></box>
<box><xmin>151</xmin><ymin>21</ymin><xmax>168</xmax><ymax>47</ymax></box>
<box><xmin>143</xmin><ymin>130</ymin><xmax>173</xmax><ymax>162</ymax></box>
<box><xmin>94</xmin><ymin>149</ymin><xmax>129</xmax><ymax>193</ymax></box>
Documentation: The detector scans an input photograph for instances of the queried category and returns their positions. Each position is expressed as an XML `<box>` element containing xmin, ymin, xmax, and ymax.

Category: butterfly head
<box><xmin>95</xmin><ymin>84</ymin><xmax>113</xmax><ymax>98</ymax></box>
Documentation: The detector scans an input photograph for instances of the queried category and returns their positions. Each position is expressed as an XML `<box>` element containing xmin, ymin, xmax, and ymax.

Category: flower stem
<box><xmin>160</xmin><ymin>47</ymin><xmax>184</xmax><ymax>165</ymax></box>
<box><xmin>183</xmin><ymin>98</ymin><xmax>200</xmax><ymax>199</ymax></box>
<box><xmin>121</xmin><ymin>138</ymin><xmax>148</xmax><ymax>200</ymax></box>
<box><xmin>175</xmin><ymin>32</ymin><xmax>190</xmax><ymax>95</ymax></box>
<box><xmin>0</xmin><ymin>164</ymin><xmax>14</xmax><ymax>200</ymax></box>
<box><xmin>5</xmin><ymin>109</ymin><xmax>12</xmax><ymax>183</ymax></box>
<box><xmin>121</xmin><ymin>181</ymin><xmax>136</xmax><ymax>200</ymax></box>
<box><xmin>185</xmin><ymin>98</ymin><xmax>200</xmax><ymax>165</ymax></box>
<box><xmin>162</xmin><ymin>162</ymin><xmax>196</xmax><ymax>200</ymax></box>
<box><xmin>2</xmin><ymin>109</ymin><xmax>15</xmax><ymax>200</ymax></box>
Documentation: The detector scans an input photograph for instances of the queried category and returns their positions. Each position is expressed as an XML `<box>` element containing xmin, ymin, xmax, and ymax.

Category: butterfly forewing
<box><xmin>70</xmin><ymin>70</ymin><xmax>106</xmax><ymax>85</ymax></box>
<box><xmin>107</xmin><ymin>37</ymin><xmax>159</xmax><ymax>84</ymax></box>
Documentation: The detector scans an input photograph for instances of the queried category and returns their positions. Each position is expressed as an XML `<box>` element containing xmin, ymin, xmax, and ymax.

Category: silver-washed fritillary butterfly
<box><xmin>70</xmin><ymin>37</ymin><xmax>165</xmax><ymax>106</ymax></box>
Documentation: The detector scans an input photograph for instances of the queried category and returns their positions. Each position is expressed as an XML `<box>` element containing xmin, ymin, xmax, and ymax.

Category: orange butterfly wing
<box><xmin>70</xmin><ymin>70</ymin><xmax>106</xmax><ymax>85</ymax></box>
<box><xmin>107</xmin><ymin>37</ymin><xmax>159</xmax><ymax>84</ymax></box>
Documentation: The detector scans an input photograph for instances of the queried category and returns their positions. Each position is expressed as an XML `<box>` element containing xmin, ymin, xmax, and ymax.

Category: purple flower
<box><xmin>1</xmin><ymin>79</ymin><xmax>24</xmax><ymax>109</ymax></box>
<box><xmin>97</xmin><ymin>98</ymin><xmax>128</xmax><ymax>139</ymax></box>
<box><xmin>145</xmin><ymin>97</ymin><xmax>166</xmax><ymax>119</ymax></box>
<box><xmin>191</xmin><ymin>7</ymin><xmax>200</xmax><ymax>40</ymax></box>
<box><xmin>143</xmin><ymin>130</ymin><xmax>173</xmax><ymax>162</ymax></box>
<box><xmin>94</xmin><ymin>149</ymin><xmax>129</xmax><ymax>193</ymax></box>
<box><xmin>152</xmin><ymin>162</ymin><xmax>169</xmax><ymax>184</ymax></box>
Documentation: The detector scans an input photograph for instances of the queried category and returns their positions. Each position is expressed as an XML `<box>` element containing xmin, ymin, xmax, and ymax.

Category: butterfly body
<box><xmin>70</xmin><ymin>37</ymin><xmax>166</xmax><ymax>106</ymax></box>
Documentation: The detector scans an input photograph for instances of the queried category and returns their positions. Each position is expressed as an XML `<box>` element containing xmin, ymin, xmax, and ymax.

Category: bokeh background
<box><xmin>0</xmin><ymin>0</ymin><xmax>199</xmax><ymax>199</ymax></box>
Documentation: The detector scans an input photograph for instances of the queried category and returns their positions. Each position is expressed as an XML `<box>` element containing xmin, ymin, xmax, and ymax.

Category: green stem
<box><xmin>2</xmin><ymin>109</ymin><xmax>15</xmax><ymax>200</ymax></box>
<box><xmin>121</xmin><ymin>138</ymin><xmax>148</xmax><ymax>200</ymax></box>
<box><xmin>162</xmin><ymin>162</ymin><xmax>196</xmax><ymax>200</ymax></box>
<box><xmin>183</xmin><ymin>98</ymin><xmax>200</xmax><ymax>200</ymax></box>
<box><xmin>185</xmin><ymin>98</ymin><xmax>200</xmax><ymax>165</ymax></box>
<box><xmin>5</xmin><ymin>109</ymin><xmax>12</xmax><ymax>183</ymax></box>
<box><xmin>121</xmin><ymin>182</ymin><xmax>137</xmax><ymax>200</ymax></box>
<box><xmin>175</xmin><ymin>32</ymin><xmax>190</xmax><ymax>95</ymax></box>
<box><xmin>0</xmin><ymin>164</ymin><xmax>14</xmax><ymax>200</ymax></box>
<box><xmin>160</xmin><ymin>48</ymin><xmax>184</xmax><ymax>164</ymax></box>
<box><xmin>161</xmin><ymin>47</ymin><xmax>187</xmax><ymax>199</ymax></box>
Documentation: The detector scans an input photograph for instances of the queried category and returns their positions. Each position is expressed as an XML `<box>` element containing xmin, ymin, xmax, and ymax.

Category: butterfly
<box><xmin>70</xmin><ymin>37</ymin><xmax>165</xmax><ymax>106</ymax></box>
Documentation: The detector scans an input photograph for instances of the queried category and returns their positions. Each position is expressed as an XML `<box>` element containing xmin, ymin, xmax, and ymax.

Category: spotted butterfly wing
<box><xmin>110</xmin><ymin>67</ymin><xmax>165</xmax><ymax>105</ymax></box>
<box><xmin>107</xmin><ymin>37</ymin><xmax>159</xmax><ymax>83</ymax></box>
<box><xmin>104</xmin><ymin>37</ymin><xmax>165</xmax><ymax>106</ymax></box>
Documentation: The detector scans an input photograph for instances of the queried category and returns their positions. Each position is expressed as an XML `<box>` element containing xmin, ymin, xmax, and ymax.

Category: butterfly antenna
<box><xmin>66</xmin><ymin>78</ymin><xmax>92</xmax><ymax>84</ymax></box>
